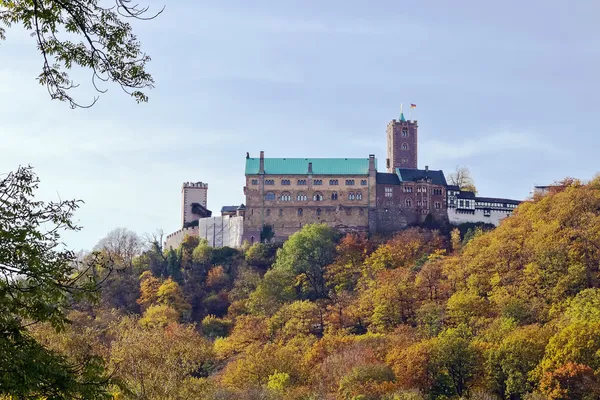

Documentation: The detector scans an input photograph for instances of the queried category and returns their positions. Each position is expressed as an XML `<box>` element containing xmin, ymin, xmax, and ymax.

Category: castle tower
<box><xmin>386</xmin><ymin>108</ymin><xmax>418</xmax><ymax>172</ymax></box>
<box><xmin>181</xmin><ymin>182</ymin><xmax>208</xmax><ymax>226</ymax></box>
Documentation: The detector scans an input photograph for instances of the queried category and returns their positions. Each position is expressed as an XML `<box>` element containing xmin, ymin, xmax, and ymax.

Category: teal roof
<box><xmin>245</xmin><ymin>157</ymin><xmax>374</xmax><ymax>175</ymax></box>
<box><xmin>399</xmin><ymin>112</ymin><xmax>406</xmax><ymax>122</ymax></box>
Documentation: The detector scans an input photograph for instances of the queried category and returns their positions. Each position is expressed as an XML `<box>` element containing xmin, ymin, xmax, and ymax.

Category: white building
<box><xmin>447</xmin><ymin>185</ymin><xmax>520</xmax><ymax>226</ymax></box>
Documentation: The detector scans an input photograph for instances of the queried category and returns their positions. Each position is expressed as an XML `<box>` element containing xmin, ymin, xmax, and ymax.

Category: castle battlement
<box><xmin>183</xmin><ymin>182</ymin><xmax>208</xmax><ymax>189</ymax></box>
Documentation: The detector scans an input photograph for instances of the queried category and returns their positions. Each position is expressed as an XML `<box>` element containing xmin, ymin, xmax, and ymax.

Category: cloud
<box><xmin>421</xmin><ymin>131</ymin><xmax>560</xmax><ymax>164</ymax></box>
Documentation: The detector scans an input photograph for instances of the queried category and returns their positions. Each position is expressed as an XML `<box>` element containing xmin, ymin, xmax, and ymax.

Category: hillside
<box><xmin>5</xmin><ymin>173</ymin><xmax>600</xmax><ymax>399</ymax></box>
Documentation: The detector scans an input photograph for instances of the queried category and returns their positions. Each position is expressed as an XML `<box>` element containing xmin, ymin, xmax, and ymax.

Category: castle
<box><xmin>165</xmin><ymin>112</ymin><xmax>521</xmax><ymax>248</ymax></box>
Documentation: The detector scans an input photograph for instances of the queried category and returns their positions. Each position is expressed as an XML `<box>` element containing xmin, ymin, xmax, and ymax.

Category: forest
<box><xmin>3</xmin><ymin>168</ymin><xmax>600</xmax><ymax>400</ymax></box>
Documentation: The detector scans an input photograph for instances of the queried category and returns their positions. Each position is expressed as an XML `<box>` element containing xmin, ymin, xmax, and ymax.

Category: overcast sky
<box><xmin>2</xmin><ymin>0</ymin><xmax>599</xmax><ymax>250</ymax></box>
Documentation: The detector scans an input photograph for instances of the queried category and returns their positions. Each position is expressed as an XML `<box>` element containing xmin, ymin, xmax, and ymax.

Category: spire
<box><xmin>399</xmin><ymin>103</ymin><xmax>406</xmax><ymax>122</ymax></box>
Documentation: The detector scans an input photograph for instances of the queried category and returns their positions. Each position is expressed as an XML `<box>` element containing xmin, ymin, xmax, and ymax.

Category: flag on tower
<box><xmin>410</xmin><ymin>103</ymin><xmax>417</xmax><ymax>108</ymax></box>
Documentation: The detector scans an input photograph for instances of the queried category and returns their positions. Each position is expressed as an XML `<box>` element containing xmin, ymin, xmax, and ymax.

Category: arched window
<box><xmin>298</xmin><ymin>208</ymin><xmax>303</xmax><ymax>216</ymax></box>
<box><xmin>265</xmin><ymin>192</ymin><xmax>276</xmax><ymax>201</ymax></box>
<box><xmin>402</xmin><ymin>128</ymin><xmax>409</xmax><ymax>137</ymax></box>
<box><xmin>348</xmin><ymin>192</ymin><xmax>355</xmax><ymax>200</ymax></box>
<box><xmin>280</xmin><ymin>192</ymin><xmax>291</xmax><ymax>201</ymax></box>
<box><xmin>279</xmin><ymin>209</ymin><xmax>283</xmax><ymax>216</ymax></box>
<box><xmin>281</xmin><ymin>179</ymin><xmax>291</xmax><ymax>185</ymax></box>
<box><xmin>356</xmin><ymin>192</ymin><xmax>362</xmax><ymax>200</ymax></box>
<box><xmin>331</xmin><ymin>192</ymin><xmax>338</xmax><ymax>200</ymax></box>
<box><xmin>402</xmin><ymin>143</ymin><xmax>409</xmax><ymax>150</ymax></box>
<box><xmin>316</xmin><ymin>208</ymin><xmax>322</xmax><ymax>216</ymax></box>
<box><xmin>406</xmin><ymin>198</ymin><xmax>412</xmax><ymax>207</ymax></box>
<box><xmin>401</xmin><ymin>157</ymin><xmax>408</xmax><ymax>164</ymax></box>
<box><xmin>297</xmin><ymin>192</ymin><xmax>307</xmax><ymax>201</ymax></box>
<box><xmin>313</xmin><ymin>191</ymin><xmax>323</xmax><ymax>201</ymax></box>
<box><xmin>266</xmin><ymin>209</ymin><xmax>271</xmax><ymax>216</ymax></box>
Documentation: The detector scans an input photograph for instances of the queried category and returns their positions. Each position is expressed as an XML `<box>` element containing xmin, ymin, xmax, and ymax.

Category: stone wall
<box><xmin>387</xmin><ymin>119</ymin><xmax>418</xmax><ymax>171</ymax></box>
<box><xmin>372</xmin><ymin>180</ymin><xmax>447</xmax><ymax>232</ymax></box>
<box><xmin>165</xmin><ymin>226</ymin><xmax>199</xmax><ymax>250</ymax></box>
<box><xmin>243</xmin><ymin>173</ymin><xmax>376</xmax><ymax>242</ymax></box>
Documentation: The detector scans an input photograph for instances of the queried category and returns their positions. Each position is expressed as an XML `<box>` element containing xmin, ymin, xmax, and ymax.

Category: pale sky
<box><xmin>2</xmin><ymin>0</ymin><xmax>599</xmax><ymax>250</ymax></box>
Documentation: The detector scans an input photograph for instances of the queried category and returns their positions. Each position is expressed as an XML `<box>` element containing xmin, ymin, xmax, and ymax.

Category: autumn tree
<box><xmin>325</xmin><ymin>233</ymin><xmax>372</xmax><ymax>292</ymax></box>
<box><xmin>0</xmin><ymin>166</ymin><xmax>111</xmax><ymax>398</ymax></box>
<box><xmin>0</xmin><ymin>0</ymin><xmax>160</xmax><ymax>107</ymax></box>
<box><xmin>448</xmin><ymin>166</ymin><xmax>478</xmax><ymax>194</ymax></box>
<box><xmin>110</xmin><ymin>318</ymin><xmax>213</xmax><ymax>399</ymax></box>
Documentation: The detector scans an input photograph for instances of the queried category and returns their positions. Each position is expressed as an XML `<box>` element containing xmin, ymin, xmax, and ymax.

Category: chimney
<box><xmin>425</xmin><ymin>165</ymin><xmax>429</xmax><ymax>172</ymax></box>
<box><xmin>368</xmin><ymin>154</ymin><xmax>375</xmax><ymax>171</ymax></box>
<box><xmin>259</xmin><ymin>150</ymin><xmax>265</xmax><ymax>174</ymax></box>
<box><xmin>308</xmin><ymin>162</ymin><xmax>313</xmax><ymax>174</ymax></box>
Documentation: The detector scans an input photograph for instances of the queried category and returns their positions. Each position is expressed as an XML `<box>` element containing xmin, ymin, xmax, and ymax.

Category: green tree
<box><xmin>433</xmin><ymin>325</ymin><xmax>479</xmax><ymax>397</ymax></box>
<box><xmin>0</xmin><ymin>166</ymin><xmax>110</xmax><ymax>398</ymax></box>
<box><xmin>0</xmin><ymin>0</ymin><xmax>160</xmax><ymax>107</ymax></box>
<box><xmin>245</xmin><ymin>242</ymin><xmax>279</xmax><ymax>271</ymax></box>
<box><xmin>272</xmin><ymin>223</ymin><xmax>338</xmax><ymax>300</ymax></box>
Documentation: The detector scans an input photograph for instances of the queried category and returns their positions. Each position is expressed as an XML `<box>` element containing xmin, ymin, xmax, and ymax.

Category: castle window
<box><xmin>251</xmin><ymin>179</ymin><xmax>258</xmax><ymax>185</ymax></box>
<box><xmin>361</xmin><ymin>180</ymin><xmax>367</xmax><ymax>186</ymax></box>
<box><xmin>281</xmin><ymin>179</ymin><xmax>291</xmax><ymax>185</ymax></box>
<box><xmin>402</xmin><ymin>128</ymin><xmax>409</xmax><ymax>137</ymax></box>
<box><xmin>406</xmin><ymin>198</ymin><xmax>412</xmax><ymax>207</ymax></box>
<box><xmin>402</xmin><ymin>157</ymin><xmax>408</xmax><ymax>164</ymax></box>
<box><xmin>297</xmin><ymin>179</ymin><xmax>307</xmax><ymax>185</ymax></box>
<box><xmin>435</xmin><ymin>202</ymin><xmax>442</xmax><ymax>209</ymax></box>
<box><xmin>265</xmin><ymin>179</ymin><xmax>275</xmax><ymax>185</ymax></box>
<box><xmin>356</xmin><ymin>192</ymin><xmax>362</xmax><ymax>200</ymax></box>
<box><xmin>266</xmin><ymin>209</ymin><xmax>271</xmax><ymax>216</ymax></box>
<box><xmin>279</xmin><ymin>209</ymin><xmax>283</xmax><ymax>216</ymax></box>
<box><xmin>348</xmin><ymin>192</ymin><xmax>355</xmax><ymax>200</ymax></box>
<box><xmin>298</xmin><ymin>208</ymin><xmax>303</xmax><ymax>216</ymax></box>
<box><xmin>297</xmin><ymin>192</ymin><xmax>307</xmax><ymax>201</ymax></box>
<box><xmin>280</xmin><ymin>192</ymin><xmax>291</xmax><ymax>201</ymax></box>
<box><xmin>331</xmin><ymin>192</ymin><xmax>338</xmax><ymax>200</ymax></box>
<box><xmin>316</xmin><ymin>208</ymin><xmax>322</xmax><ymax>216</ymax></box>
<box><xmin>314</xmin><ymin>179</ymin><xmax>322</xmax><ymax>185</ymax></box>
<box><xmin>385</xmin><ymin>187</ymin><xmax>393</xmax><ymax>197</ymax></box>
<box><xmin>313</xmin><ymin>192</ymin><xmax>323</xmax><ymax>201</ymax></box>
<box><xmin>402</xmin><ymin>143</ymin><xmax>409</xmax><ymax>150</ymax></box>
<box><xmin>417</xmin><ymin>200</ymin><xmax>423</xmax><ymax>207</ymax></box>
<box><xmin>265</xmin><ymin>192</ymin><xmax>276</xmax><ymax>201</ymax></box>
<box><xmin>403</xmin><ymin>186</ymin><xmax>413</xmax><ymax>193</ymax></box>
<box><xmin>423</xmin><ymin>201</ymin><xmax>428</xmax><ymax>209</ymax></box>
<box><xmin>329</xmin><ymin>179</ymin><xmax>339</xmax><ymax>185</ymax></box>
<box><xmin>345</xmin><ymin>179</ymin><xmax>355</xmax><ymax>186</ymax></box>
<box><xmin>433</xmin><ymin>188</ymin><xmax>443</xmax><ymax>196</ymax></box>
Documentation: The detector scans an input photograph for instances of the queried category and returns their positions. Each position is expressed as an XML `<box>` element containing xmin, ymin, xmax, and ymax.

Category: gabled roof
<box><xmin>396</xmin><ymin>168</ymin><xmax>447</xmax><ymax>186</ymax></box>
<box><xmin>245</xmin><ymin>158</ymin><xmax>373</xmax><ymax>175</ymax></box>
<box><xmin>221</xmin><ymin>206</ymin><xmax>239</xmax><ymax>213</ymax></box>
<box><xmin>456</xmin><ymin>191</ymin><xmax>476</xmax><ymax>199</ymax></box>
<box><xmin>475</xmin><ymin>196</ymin><xmax>521</xmax><ymax>205</ymax></box>
<box><xmin>376</xmin><ymin>172</ymin><xmax>400</xmax><ymax>185</ymax></box>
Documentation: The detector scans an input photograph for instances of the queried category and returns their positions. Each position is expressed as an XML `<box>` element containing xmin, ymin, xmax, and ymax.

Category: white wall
<box><xmin>447</xmin><ymin>208</ymin><xmax>512</xmax><ymax>226</ymax></box>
